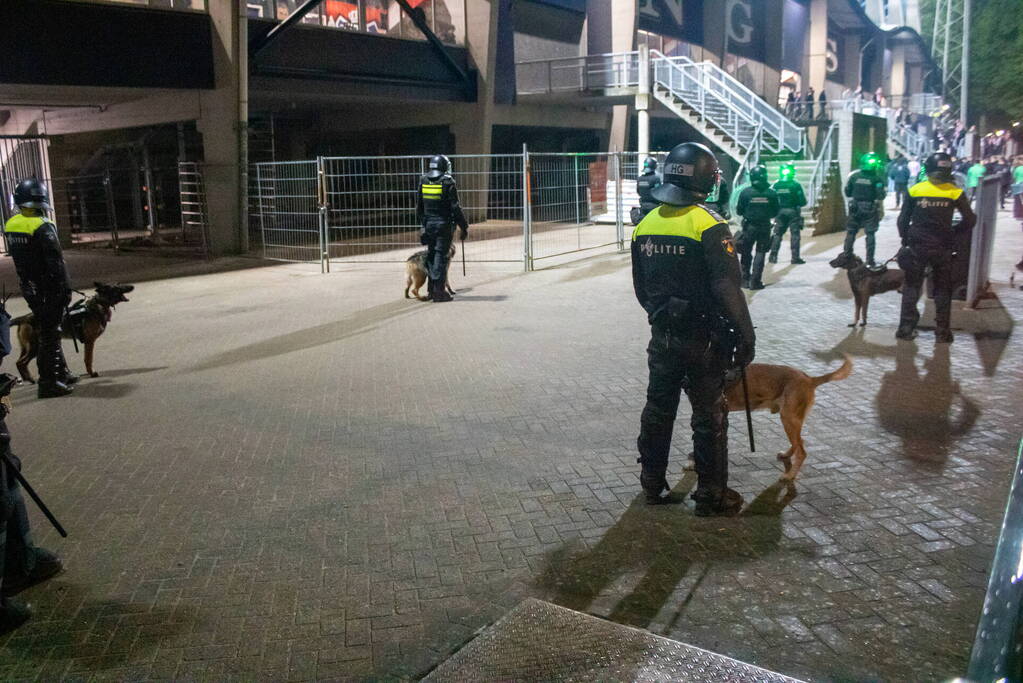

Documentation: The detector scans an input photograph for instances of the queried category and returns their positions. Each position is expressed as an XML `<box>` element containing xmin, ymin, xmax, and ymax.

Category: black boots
<box><xmin>692</xmin><ymin>488</ymin><xmax>744</xmax><ymax>517</ymax></box>
<box><xmin>895</xmin><ymin>325</ymin><xmax>918</xmax><ymax>340</ymax></box>
<box><xmin>38</xmin><ymin>381</ymin><xmax>73</xmax><ymax>399</ymax></box>
<box><xmin>3</xmin><ymin>548</ymin><xmax>64</xmax><ymax>597</ymax></box>
<box><xmin>0</xmin><ymin>598</ymin><xmax>30</xmax><ymax>635</ymax></box>
<box><xmin>935</xmin><ymin>330</ymin><xmax>954</xmax><ymax>344</ymax></box>
<box><xmin>431</xmin><ymin>280</ymin><xmax>452</xmax><ymax>303</ymax></box>
<box><xmin>639</xmin><ymin>466</ymin><xmax>671</xmax><ymax>504</ymax></box>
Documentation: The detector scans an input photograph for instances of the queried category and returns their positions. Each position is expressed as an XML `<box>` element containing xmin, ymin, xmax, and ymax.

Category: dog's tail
<box><xmin>810</xmin><ymin>354</ymin><xmax>853</xmax><ymax>388</ymax></box>
<box><xmin>9</xmin><ymin>314</ymin><xmax>32</xmax><ymax>326</ymax></box>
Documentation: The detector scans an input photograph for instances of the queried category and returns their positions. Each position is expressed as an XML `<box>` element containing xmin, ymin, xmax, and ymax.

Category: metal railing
<box><xmin>968</xmin><ymin>438</ymin><xmax>1023</xmax><ymax>681</ymax></box>
<box><xmin>807</xmin><ymin>123</ymin><xmax>839</xmax><ymax>210</ymax></box>
<box><xmin>515</xmin><ymin>52</ymin><xmax>639</xmax><ymax>96</ymax></box>
<box><xmin>655</xmin><ymin>54</ymin><xmax>803</xmax><ymax>154</ymax></box>
<box><xmin>651</xmin><ymin>55</ymin><xmax>761</xmax><ymax>155</ymax></box>
<box><xmin>889</xmin><ymin>120</ymin><xmax>933</xmax><ymax>159</ymax></box>
<box><xmin>177</xmin><ymin>162</ymin><xmax>212</xmax><ymax>258</ymax></box>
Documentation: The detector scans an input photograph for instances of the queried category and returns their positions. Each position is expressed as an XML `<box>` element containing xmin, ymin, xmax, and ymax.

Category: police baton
<box><xmin>461</xmin><ymin>234</ymin><xmax>466</xmax><ymax>277</ymax></box>
<box><xmin>2</xmin><ymin>453</ymin><xmax>67</xmax><ymax>537</ymax></box>
<box><xmin>740</xmin><ymin>365</ymin><xmax>756</xmax><ymax>452</ymax></box>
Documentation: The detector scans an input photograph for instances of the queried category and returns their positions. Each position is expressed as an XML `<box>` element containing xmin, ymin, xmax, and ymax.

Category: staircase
<box><xmin>650</xmin><ymin>52</ymin><xmax>804</xmax><ymax>163</ymax></box>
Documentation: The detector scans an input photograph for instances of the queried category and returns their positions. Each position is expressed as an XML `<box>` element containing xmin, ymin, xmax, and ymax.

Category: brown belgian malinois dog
<box><xmin>13</xmin><ymin>282</ymin><xmax>134</xmax><ymax>382</ymax></box>
<box><xmin>404</xmin><ymin>245</ymin><xmax>456</xmax><ymax>301</ymax></box>
<box><xmin>722</xmin><ymin>355</ymin><xmax>853</xmax><ymax>482</ymax></box>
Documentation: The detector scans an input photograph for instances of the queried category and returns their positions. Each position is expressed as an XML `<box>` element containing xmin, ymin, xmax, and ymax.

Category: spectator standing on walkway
<box><xmin>817</xmin><ymin>90</ymin><xmax>828</xmax><ymax>119</ymax></box>
<box><xmin>908</xmin><ymin>157</ymin><xmax>921</xmax><ymax>183</ymax></box>
<box><xmin>785</xmin><ymin>90</ymin><xmax>797</xmax><ymax>118</ymax></box>
<box><xmin>1013</xmin><ymin>156</ymin><xmax>1023</xmax><ymax>271</ymax></box>
<box><xmin>966</xmin><ymin>159</ymin><xmax>987</xmax><ymax>202</ymax></box>
<box><xmin>896</xmin><ymin>152</ymin><xmax>976</xmax><ymax>343</ymax></box>
<box><xmin>892</xmin><ymin>158</ymin><xmax>911</xmax><ymax>207</ymax></box>
<box><xmin>631</xmin><ymin>142</ymin><xmax>754</xmax><ymax>516</ymax></box>
<box><xmin>804</xmin><ymin>87</ymin><xmax>815</xmax><ymax>120</ymax></box>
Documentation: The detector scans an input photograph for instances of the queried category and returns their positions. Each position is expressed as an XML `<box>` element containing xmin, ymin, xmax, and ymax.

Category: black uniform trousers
<box><xmin>894</xmin><ymin>182</ymin><xmax>909</xmax><ymax>208</ymax></box>
<box><xmin>28</xmin><ymin>293</ymin><xmax>70</xmax><ymax>387</ymax></box>
<box><xmin>898</xmin><ymin>243</ymin><xmax>954</xmax><ymax>335</ymax></box>
<box><xmin>770</xmin><ymin>209</ymin><xmax>803</xmax><ymax>261</ymax></box>
<box><xmin>843</xmin><ymin>202</ymin><xmax>881</xmax><ymax>264</ymax></box>
<box><xmin>638</xmin><ymin>325</ymin><xmax>729</xmax><ymax>494</ymax></box>
<box><xmin>422</xmin><ymin>220</ymin><xmax>454</xmax><ymax>284</ymax></box>
<box><xmin>0</xmin><ymin>422</ymin><xmax>35</xmax><ymax>594</ymax></box>
<box><xmin>738</xmin><ymin>220</ymin><xmax>772</xmax><ymax>284</ymax></box>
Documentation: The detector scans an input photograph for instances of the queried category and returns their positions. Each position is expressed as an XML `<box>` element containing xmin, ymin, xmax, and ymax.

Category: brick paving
<box><xmin>0</xmin><ymin>204</ymin><xmax>1019</xmax><ymax>681</ymax></box>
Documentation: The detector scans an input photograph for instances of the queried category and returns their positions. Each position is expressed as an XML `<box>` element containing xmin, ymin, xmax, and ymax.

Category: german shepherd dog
<box><xmin>13</xmin><ymin>282</ymin><xmax>134</xmax><ymax>382</ymax></box>
<box><xmin>688</xmin><ymin>355</ymin><xmax>853</xmax><ymax>482</ymax></box>
<box><xmin>404</xmin><ymin>245</ymin><xmax>456</xmax><ymax>301</ymax></box>
<box><xmin>829</xmin><ymin>252</ymin><xmax>905</xmax><ymax>327</ymax></box>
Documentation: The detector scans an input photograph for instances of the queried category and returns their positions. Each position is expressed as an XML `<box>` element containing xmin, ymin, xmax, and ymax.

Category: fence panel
<box><xmin>528</xmin><ymin>152</ymin><xmax>623</xmax><ymax>263</ymax></box>
<box><xmin>255</xmin><ymin>160</ymin><xmax>322</xmax><ymax>264</ymax></box>
<box><xmin>320</xmin><ymin>154</ymin><xmax>525</xmax><ymax>265</ymax></box>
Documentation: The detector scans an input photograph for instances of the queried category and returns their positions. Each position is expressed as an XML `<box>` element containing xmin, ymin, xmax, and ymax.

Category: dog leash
<box><xmin>740</xmin><ymin>366</ymin><xmax>756</xmax><ymax>452</ymax></box>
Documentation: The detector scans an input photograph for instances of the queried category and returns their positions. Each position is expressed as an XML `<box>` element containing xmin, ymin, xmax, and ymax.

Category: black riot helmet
<box><xmin>749</xmin><ymin>164</ymin><xmax>768</xmax><ymax>188</ymax></box>
<box><xmin>642</xmin><ymin>156</ymin><xmax>658</xmax><ymax>173</ymax></box>
<box><xmin>651</xmin><ymin>142</ymin><xmax>720</xmax><ymax>205</ymax></box>
<box><xmin>426</xmin><ymin>155</ymin><xmax>451</xmax><ymax>180</ymax></box>
<box><xmin>924</xmin><ymin>151</ymin><xmax>954</xmax><ymax>182</ymax></box>
<box><xmin>13</xmin><ymin>177</ymin><xmax>50</xmax><ymax>210</ymax></box>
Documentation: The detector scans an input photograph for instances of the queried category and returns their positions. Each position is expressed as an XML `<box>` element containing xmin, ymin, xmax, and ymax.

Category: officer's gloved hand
<box><xmin>459</xmin><ymin>228</ymin><xmax>468</xmax><ymax>241</ymax></box>
<box><xmin>734</xmin><ymin>338</ymin><xmax>755</xmax><ymax>368</ymax></box>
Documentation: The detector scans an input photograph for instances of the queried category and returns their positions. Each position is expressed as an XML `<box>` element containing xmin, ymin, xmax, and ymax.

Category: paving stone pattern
<box><xmin>0</xmin><ymin>206</ymin><xmax>1020</xmax><ymax>681</ymax></box>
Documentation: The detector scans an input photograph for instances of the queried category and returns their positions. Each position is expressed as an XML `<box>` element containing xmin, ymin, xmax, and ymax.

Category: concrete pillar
<box><xmin>635</xmin><ymin>44</ymin><xmax>650</xmax><ymax>156</ymax></box>
<box><xmin>889</xmin><ymin>44</ymin><xmax>906</xmax><ymax>107</ymax></box>
<box><xmin>197</xmin><ymin>0</ymin><xmax>247</xmax><ymax>256</ymax></box>
<box><xmin>607</xmin><ymin>0</ymin><xmax>635</xmax><ymax>153</ymax></box>
<box><xmin>806</xmin><ymin>0</ymin><xmax>828</xmax><ymax>96</ymax></box>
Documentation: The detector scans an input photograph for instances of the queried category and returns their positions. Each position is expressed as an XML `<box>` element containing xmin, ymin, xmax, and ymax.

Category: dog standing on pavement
<box><xmin>723</xmin><ymin>355</ymin><xmax>853</xmax><ymax>482</ymax></box>
<box><xmin>13</xmin><ymin>282</ymin><xmax>134</xmax><ymax>382</ymax></box>
<box><xmin>404</xmin><ymin>245</ymin><xmax>456</xmax><ymax>301</ymax></box>
<box><xmin>829</xmin><ymin>252</ymin><xmax>904</xmax><ymax>327</ymax></box>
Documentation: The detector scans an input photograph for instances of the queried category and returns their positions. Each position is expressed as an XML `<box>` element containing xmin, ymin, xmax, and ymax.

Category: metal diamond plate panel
<box><xmin>423</xmin><ymin>599</ymin><xmax>804</xmax><ymax>682</ymax></box>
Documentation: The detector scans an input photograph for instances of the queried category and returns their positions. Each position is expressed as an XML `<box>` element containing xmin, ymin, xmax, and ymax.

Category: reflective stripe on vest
<box><xmin>421</xmin><ymin>184</ymin><xmax>443</xmax><ymax>197</ymax></box>
<box><xmin>632</xmin><ymin>204</ymin><xmax>720</xmax><ymax>242</ymax></box>
<box><xmin>908</xmin><ymin>180</ymin><xmax>963</xmax><ymax>200</ymax></box>
<box><xmin>3</xmin><ymin>214</ymin><xmax>45</xmax><ymax>235</ymax></box>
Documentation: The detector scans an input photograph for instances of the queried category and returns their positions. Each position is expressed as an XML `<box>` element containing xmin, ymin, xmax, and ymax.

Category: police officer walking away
<box><xmin>842</xmin><ymin>153</ymin><xmax>887</xmax><ymax>266</ymax></box>
<box><xmin>0</xmin><ymin>301</ymin><xmax>64</xmax><ymax>633</ymax></box>
<box><xmin>735</xmin><ymin>165</ymin><xmax>779</xmax><ymax>289</ymax></box>
<box><xmin>416</xmin><ymin>156</ymin><xmax>468</xmax><ymax>303</ymax></box>
<box><xmin>2</xmin><ymin>179</ymin><xmax>75</xmax><ymax>398</ymax></box>
<box><xmin>896</xmin><ymin>152</ymin><xmax>976</xmax><ymax>343</ymax></box>
<box><xmin>631</xmin><ymin>142</ymin><xmax>755</xmax><ymax>516</ymax></box>
<box><xmin>634</xmin><ymin>156</ymin><xmax>661</xmax><ymax>223</ymax></box>
<box><xmin>768</xmin><ymin>163</ymin><xmax>808</xmax><ymax>265</ymax></box>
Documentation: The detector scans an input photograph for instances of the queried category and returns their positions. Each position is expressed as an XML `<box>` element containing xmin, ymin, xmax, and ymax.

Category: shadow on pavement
<box><xmin>189</xmin><ymin>299</ymin><xmax>426</xmax><ymax>372</ymax></box>
<box><xmin>557</xmin><ymin>254</ymin><xmax>631</xmax><ymax>283</ymax></box>
<box><xmin>83</xmin><ymin>366</ymin><xmax>168</xmax><ymax>379</ymax></box>
<box><xmin>875</xmin><ymin>342</ymin><xmax>980</xmax><ymax>468</ymax></box>
<box><xmin>812</xmin><ymin>327</ymin><xmax>900</xmax><ymax>363</ymax></box>
<box><xmin>536</xmin><ymin>478</ymin><xmax>798</xmax><ymax>630</ymax></box>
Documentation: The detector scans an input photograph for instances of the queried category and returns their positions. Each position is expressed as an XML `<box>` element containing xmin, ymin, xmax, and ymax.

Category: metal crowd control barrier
<box><xmin>252</xmin><ymin>148</ymin><xmax>668</xmax><ymax>272</ymax></box>
<box><xmin>966</xmin><ymin>175</ymin><xmax>1001</xmax><ymax>307</ymax></box>
<box><xmin>967</xmin><ymin>438</ymin><xmax>1023</xmax><ymax>681</ymax></box>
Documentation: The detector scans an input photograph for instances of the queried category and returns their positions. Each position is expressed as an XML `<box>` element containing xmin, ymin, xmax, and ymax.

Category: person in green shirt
<box><xmin>966</xmin><ymin>159</ymin><xmax>987</xmax><ymax>202</ymax></box>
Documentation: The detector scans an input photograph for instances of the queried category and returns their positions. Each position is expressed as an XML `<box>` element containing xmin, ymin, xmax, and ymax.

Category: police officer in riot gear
<box><xmin>769</xmin><ymin>163</ymin><xmax>808</xmax><ymax>265</ymax></box>
<box><xmin>0</xmin><ymin>300</ymin><xmax>64</xmax><ymax>633</ymax></box>
<box><xmin>708</xmin><ymin>177</ymin><xmax>731</xmax><ymax>220</ymax></box>
<box><xmin>416</xmin><ymin>156</ymin><xmax>468</xmax><ymax>303</ymax></box>
<box><xmin>843</xmin><ymin>153</ymin><xmax>887</xmax><ymax>266</ymax></box>
<box><xmin>634</xmin><ymin>156</ymin><xmax>661</xmax><ymax>222</ymax></box>
<box><xmin>895</xmin><ymin>152</ymin><xmax>976</xmax><ymax>343</ymax></box>
<box><xmin>632</xmin><ymin>142</ymin><xmax>755</xmax><ymax>516</ymax></box>
<box><xmin>735</xmin><ymin>165</ymin><xmax>779</xmax><ymax>290</ymax></box>
<box><xmin>3</xmin><ymin>179</ymin><xmax>75</xmax><ymax>398</ymax></box>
